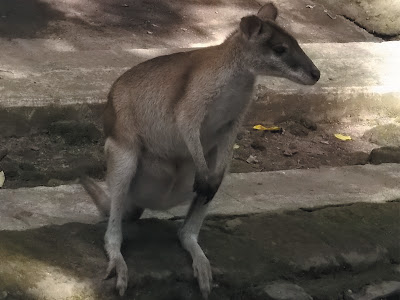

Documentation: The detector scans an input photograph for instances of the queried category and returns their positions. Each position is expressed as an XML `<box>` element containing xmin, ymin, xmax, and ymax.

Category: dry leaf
<box><xmin>0</xmin><ymin>171</ymin><xmax>5</xmax><ymax>188</ymax></box>
<box><xmin>334</xmin><ymin>134</ymin><xmax>352</xmax><ymax>141</ymax></box>
<box><xmin>253</xmin><ymin>125</ymin><xmax>281</xmax><ymax>131</ymax></box>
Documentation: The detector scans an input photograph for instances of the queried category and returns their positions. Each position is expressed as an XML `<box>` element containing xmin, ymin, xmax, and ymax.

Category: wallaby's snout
<box><xmin>310</xmin><ymin>67</ymin><xmax>320</xmax><ymax>82</ymax></box>
<box><xmin>240</xmin><ymin>3</ymin><xmax>320</xmax><ymax>86</ymax></box>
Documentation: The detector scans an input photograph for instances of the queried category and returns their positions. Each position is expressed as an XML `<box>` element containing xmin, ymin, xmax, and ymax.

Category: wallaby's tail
<box><xmin>80</xmin><ymin>176</ymin><xmax>110</xmax><ymax>217</ymax></box>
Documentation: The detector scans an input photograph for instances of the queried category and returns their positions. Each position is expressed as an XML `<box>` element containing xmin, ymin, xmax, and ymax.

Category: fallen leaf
<box><xmin>233</xmin><ymin>144</ymin><xmax>240</xmax><ymax>149</ymax></box>
<box><xmin>0</xmin><ymin>171</ymin><xmax>5</xmax><ymax>188</ymax></box>
<box><xmin>253</xmin><ymin>125</ymin><xmax>282</xmax><ymax>132</ymax></box>
<box><xmin>320</xmin><ymin>140</ymin><xmax>329</xmax><ymax>145</ymax></box>
<box><xmin>253</xmin><ymin>124</ymin><xmax>267</xmax><ymax>130</ymax></box>
<box><xmin>334</xmin><ymin>134</ymin><xmax>352</xmax><ymax>141</ymax></box>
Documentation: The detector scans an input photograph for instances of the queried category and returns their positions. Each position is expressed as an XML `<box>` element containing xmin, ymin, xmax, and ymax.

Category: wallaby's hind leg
<box><xmin>103</xmin><ymin>137</ymin><xmax>140</xmax><ymax>296</ymax></box>
<box><xmin>179</xmin><ymin>196</ymin><xmax>212</xmax><ymax>299</ymax></box>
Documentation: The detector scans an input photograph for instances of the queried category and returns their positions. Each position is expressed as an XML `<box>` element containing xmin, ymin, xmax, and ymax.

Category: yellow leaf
<box><xmin>233</xmin><ymin>144</ymin><xmax>240</xmax><ymax>149</ymax></box>
<box><xmin>0</xmin><ymin>171</ymin><xmax>4</xmax><ymax>188</ymax></box>
<box><xmin>253</xmin><ymin>124</ymin><xmax>268</xmax><ymax>130</ymax></box>
<box><xmin>265</xmin><ymin>126</ymin><xmax>281</xmax><ymax>131</ymax></box>
<box><xmin>253</xmin><ymin>125</ymin><xmax>281</xmax><ymax>131</ymax></box>
<box><xmin>334</xmin><ymin>133</ymin><xmax>352</xmax><ymax>141</ymax></box>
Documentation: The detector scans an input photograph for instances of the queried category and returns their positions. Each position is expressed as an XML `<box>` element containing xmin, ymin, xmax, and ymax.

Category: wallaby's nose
<box><xmin>310</xmin><ymin>68</ymin><xmax>320</xmax><ymax>81</ymax></box>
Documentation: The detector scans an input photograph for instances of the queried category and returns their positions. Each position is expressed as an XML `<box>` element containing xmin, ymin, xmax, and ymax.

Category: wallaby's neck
<box><xmin>207</xmin><ymin>31</ymin><xmax>253</xmax><ymax>81</ymax></box>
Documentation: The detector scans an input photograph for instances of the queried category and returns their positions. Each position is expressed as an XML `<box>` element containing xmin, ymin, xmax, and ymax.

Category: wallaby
<box><xmin>81</xmin><ymin>2</ymin><xmax>320</xmax><ymax>298</ymax></box>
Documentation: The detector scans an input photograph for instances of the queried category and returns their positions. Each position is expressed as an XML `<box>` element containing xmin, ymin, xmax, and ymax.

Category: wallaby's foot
<box><xmin>104</xmin><ymin>254</ymin><xmax>128</xmax><ymax>296</ymax></box>
<box><xmin>193</xmin><ymin>253</ymin><xmax>212</xmax><ymax>299</ymax></box>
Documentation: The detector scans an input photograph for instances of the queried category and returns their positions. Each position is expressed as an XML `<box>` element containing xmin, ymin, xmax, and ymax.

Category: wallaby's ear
<box><xmin>240</xmin><ymin>15</ymin><xmax>262</xmax><ymax>39</ymax></box>
<box><xmin>257</xmin><ymin>3</ymin><xmax>278</xmax><ymax>21</ymax></box>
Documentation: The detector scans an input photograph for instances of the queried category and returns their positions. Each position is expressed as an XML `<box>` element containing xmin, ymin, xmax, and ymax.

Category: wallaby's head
<box><xmin>239</xmin><ymin>3</ymin><xmax>320</xmax><ymax>85</ymax></box>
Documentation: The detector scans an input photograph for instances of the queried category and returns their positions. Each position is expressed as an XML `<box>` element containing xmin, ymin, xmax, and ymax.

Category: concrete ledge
<box><xmin>1</xmin><ymin>163</ymin><xmax>399</xmax><ymax>231</ymax></box>
<box><xmin>1</xmin><ymin>42</ymin><xmax>400</xmax><ymax>136</ymax></box>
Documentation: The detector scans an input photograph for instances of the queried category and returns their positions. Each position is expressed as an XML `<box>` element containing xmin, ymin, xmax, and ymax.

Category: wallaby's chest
<box><xmin>203</xmin><ymin>76</ymin><xmax>255</xmax><ymax>133</ymax></box>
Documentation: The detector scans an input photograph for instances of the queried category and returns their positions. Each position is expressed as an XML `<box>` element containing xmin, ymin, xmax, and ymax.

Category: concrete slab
<box><xmin>0</xmin><ymin>0</ymin><xmax>379</xmax><ymax>51</ymax></box>
<box><xmin>0</xmin><ymin>164</ymin><xmax>399</xmax><ymax>231</ymax></box>
<box><xmin>1</xmin><ymin>42</ymin><xmax>399</xmax><ymax>136</ymax></box>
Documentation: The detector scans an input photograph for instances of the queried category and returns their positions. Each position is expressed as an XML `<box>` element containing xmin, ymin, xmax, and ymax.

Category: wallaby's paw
<box><xmin>193</xmin><ymin>255</ymin><xmax>212</xmax><ymax>299</ymax></box>
<box><xmin>104</xmin><ymin>255</ymin><xmax>128</xmax><ymax>296</ymax></box>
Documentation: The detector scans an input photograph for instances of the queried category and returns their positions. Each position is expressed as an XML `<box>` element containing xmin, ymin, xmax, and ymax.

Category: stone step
<box><xmin>1</xmin><ymin>42</ymin><xmax>399</xmax><ymax>137</ymax></box>
<box><xmin>1</xmin><ymin>163</ymin><xmax>399</xmax><ymax>231</ymax></box>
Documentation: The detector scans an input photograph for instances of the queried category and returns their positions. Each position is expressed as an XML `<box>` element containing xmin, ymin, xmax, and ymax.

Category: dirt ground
<box><xmin>0</xmin><ymin>119</ymin><xmax>377</xmax><ymax>189</ymax></box>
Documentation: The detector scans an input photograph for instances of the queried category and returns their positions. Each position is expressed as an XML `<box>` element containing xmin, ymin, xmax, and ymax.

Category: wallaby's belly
<box><xmin>129</xmin><ymin>153</ymin><xmax>195</xmax><ymax>210</ymax></box>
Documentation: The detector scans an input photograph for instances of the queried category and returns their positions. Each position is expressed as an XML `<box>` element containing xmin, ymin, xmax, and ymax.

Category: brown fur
<box><xmin>82</xmin><ymin>3</ymin><xmax>320</xmax><ymax>298</ymax></box>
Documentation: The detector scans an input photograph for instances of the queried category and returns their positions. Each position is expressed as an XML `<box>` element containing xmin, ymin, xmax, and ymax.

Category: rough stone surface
<box><xmin>1</xmin><ymin>42</ymin><xmax>400</xmax><ymax>133</ymax></box>
<box><xmin>263</xmin><ymin>282</ymin><xmax>312</xmax><ymax>300</ymax></box>
<box><xmin>313</xmin><ymin>0</ymin><xmax>400</xmax><ymax>38</ymax></box>
<box><xmin>1</xmin><ymin>164</ymin><xmax>400</xmax><ymax>231</ymax></box>
<box><xmin>0</xmin><ymin>203</ymin><xmax>399</xmax><ymax>300</ymax></box>
<box><xmin>346</xmin><ymin>281</ymin><xmax>400</xmax><ymax>300</ymax></box>
<box><xmin>0</xmin><ymin>0</ymin><xmax>378</xmax><ymax>53</ymax></box>
<box><xmin>369</xmin><ymin>147</ymin><xmax>400</xmax><ymax>164</ymax></box>
<box><xmin>363</xmin><ymin>124</ymin><xmax>400</xmax><ymax>147</ymax></box>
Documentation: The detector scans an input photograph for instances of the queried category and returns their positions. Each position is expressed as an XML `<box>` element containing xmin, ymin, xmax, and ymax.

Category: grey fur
<box><xmin>81</xmin><ymin>2</ymin><xmax>320</xmax><ymax>298</ymax></box>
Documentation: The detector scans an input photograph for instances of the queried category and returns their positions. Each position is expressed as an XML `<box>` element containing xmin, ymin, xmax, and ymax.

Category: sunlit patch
<box><xmin>372</xmin><ymin>41</ymin><xmax>400</xmax><ymax>94</ymax></box>
<box><xmin>43</xmin><ymin>39</ymin><xmax>76</xmax><ymax>52</ymax></box>
<box><xmin>26</xmin><ymin>264</ymin><xmax>96</xmax><ymax>299</ymax></box>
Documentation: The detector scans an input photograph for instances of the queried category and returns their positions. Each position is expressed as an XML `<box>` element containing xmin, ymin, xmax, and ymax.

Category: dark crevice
<box><xmin>299</xmin><ymin>203</ymin><xmax>355</xmax><ymax>212</ymax></box>
<box><xmin>340</xmin><ymin>15</ymin><xmax>399</xmax><ymax>41</ymax></box>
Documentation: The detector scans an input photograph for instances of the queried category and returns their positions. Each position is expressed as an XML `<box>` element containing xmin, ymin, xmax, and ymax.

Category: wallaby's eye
<box><xmin>273</xmin><ymin>45</ymin><xmax>287</xmax><ymax>55</ymax></box>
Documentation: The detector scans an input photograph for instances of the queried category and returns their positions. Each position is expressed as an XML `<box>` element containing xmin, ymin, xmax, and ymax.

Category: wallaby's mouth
<box><xmin>292</xmin><ymin>67</ymin><xmax>320</xmax><ymax>86</ymax></box>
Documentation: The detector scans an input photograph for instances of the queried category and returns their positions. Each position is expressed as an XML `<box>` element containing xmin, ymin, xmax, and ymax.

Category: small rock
<box><xmin>263</xmin><ymin>281</ymin><xmax>312</xmax><ymax>300</ymax></box>
<box><xmin>236</xmin><ymin>131</ymin><xmax>246</xmax><ymax>140</ymax></box>
<box><xmin>363</xmin><ymin>124</ymin><xmax>400</xmax><ymax>147</ymax></box>
<box><xmin>181</xmin><ymin>27</ymin><xmax>188</xmax><ymax>31</ymax></box>
<box><xmin>300</xmin><ymin>118</ymin><xmax>317</xmax><ymax>131</ymax></box>
<box><xmin>246</xmin><ymin>155</ymin><xmax>258</xmax><ymax>164</ymax></box>
<box><xmin>251</xmin><ymin>139</ymin><xmax>266</xmax><ymax>151</ymax></box>
<box><xmin>283</xmin><ymin>149</ymin><xmax>298</xmax><ymax>157</ymax></box>
<box><xmin>369</xmin><ymin>146</ymin><xmax>400</xmax><ymax>164</ymax></box>
<box><xmin>288</xmin><ymin>123</ymin><xmax>308</xmax><ymax>137</ymax></box>
<box><xmin>30</xmin><ymin>145</ymin><xmax>40</xmax><ymax>151</ymax></box>
<box><xmin>320</xmin><ymin>140</ymin><xmax>329</xmax><ymax>145</ymax></box>
<box><xmin>346</xmin><ymin>281</ymin><xmax>400</xmax><ymax>300</ymax></box>
<box><xmin>122</xmin><ymin>3</ymin><xmax>129</xmax><ymax>7</ymax></box>
<box><xmin>147</xmin><ymin>31</ymin><xmax>153</xmax><ymax>35</ymax></box>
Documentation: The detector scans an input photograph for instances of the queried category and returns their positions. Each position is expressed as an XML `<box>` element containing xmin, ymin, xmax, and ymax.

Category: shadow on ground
<box><xmin>1</xmin><ymin>202</ymin><xmax>399</xmax><ymax>299</ymax></box>
<box><xmin>0</xmin><ymin>0</ymin><xmax>257</xmax><ymax>48</ymax></box>
<box><xmin>0</xmin><ymin>0</ymin><xmax>379</xmax><ymax>50</ymax></box>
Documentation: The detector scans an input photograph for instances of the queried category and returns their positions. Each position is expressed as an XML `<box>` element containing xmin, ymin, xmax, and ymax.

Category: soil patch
<box><xmin>0</xmin><ymin>120</ymin><xmax>378</xmax><ymax>189</ymax></box>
